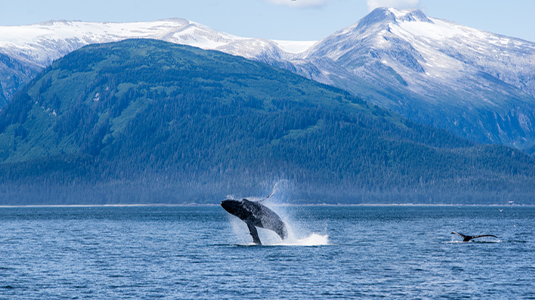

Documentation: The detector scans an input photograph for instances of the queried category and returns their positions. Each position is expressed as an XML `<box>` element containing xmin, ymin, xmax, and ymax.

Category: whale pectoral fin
<box><xmin>246</xmin><ymin>221</ymin><xmax>262</xmax><ymax>245</ymax></box>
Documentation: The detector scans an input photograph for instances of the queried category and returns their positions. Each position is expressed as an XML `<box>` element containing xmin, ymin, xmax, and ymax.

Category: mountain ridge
<box><xmin>1</xmin><ymin>8</ymin><xmax>535</xmax><ymax>150</ymax></box>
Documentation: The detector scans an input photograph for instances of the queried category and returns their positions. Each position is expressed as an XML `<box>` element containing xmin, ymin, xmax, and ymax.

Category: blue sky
<box><xmin>1</xmin><ymin>0</ymin><xmax>534</xmax><ymax>42</ymax></box>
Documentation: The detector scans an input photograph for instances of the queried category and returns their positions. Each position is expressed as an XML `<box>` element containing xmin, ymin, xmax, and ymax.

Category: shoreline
<box><xmin>0</xmin><ymin>203</ymin><xmax>531</xmax><ymax>208</ymax></box>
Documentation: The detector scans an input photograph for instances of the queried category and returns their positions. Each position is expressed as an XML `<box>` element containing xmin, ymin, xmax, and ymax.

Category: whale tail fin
<box><xmin>452</xmin><ymin>231</ymin><xmax>498</xmax><ymax>242</ymax></box>
<box><xmin>452</xmin><ymin>231</ymin><xmax>471</xmax><ymax>242</ymax></box>
<box><xmin>451</xmin><ymin>231</ymin><xmax>467</xmax><ymax>238</ymax></box>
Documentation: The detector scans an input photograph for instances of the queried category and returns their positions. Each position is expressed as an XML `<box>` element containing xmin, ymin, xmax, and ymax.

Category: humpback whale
<box><xmin>221</xmin><ymin>198</ymin><xmax>287</xmax><ymax>245</ymax></box>
<box><xmin>451</xmin><ymin>231</ymin><xmax>498</xmax><ymax>242</ymax></box>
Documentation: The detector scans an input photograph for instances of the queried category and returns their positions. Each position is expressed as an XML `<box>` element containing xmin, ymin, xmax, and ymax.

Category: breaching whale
<box><xmin>451</xmin><ymin>231</ymin><xmax>498</xmax><ymax>242</ymax></box>
<box><xmin>221</xmin><ymin>197</ymin><xmax>287</xmax><ymax>245</ymax></box>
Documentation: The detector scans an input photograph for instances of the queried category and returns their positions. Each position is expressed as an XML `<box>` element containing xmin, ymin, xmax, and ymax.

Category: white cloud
<box><xmin>367</xmin><ymin>0</ymin><xmax>420</xmax><ymax>11</ymax></box>
<box><xmin>263</xmin><ymin>0</ymin><xmax>328</xmax><ymax>8</ymax></box>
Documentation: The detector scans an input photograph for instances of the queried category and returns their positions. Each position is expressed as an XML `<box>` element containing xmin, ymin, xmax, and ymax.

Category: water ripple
<box><xmin>0</xmin><ymin>205</ymin><xmax>534</xmax><ymax>299</ymax></box>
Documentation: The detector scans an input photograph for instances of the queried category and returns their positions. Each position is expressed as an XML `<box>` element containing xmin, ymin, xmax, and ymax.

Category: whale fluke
<box><xmin>451</xmin><ymin>231</ymin><xmax>498</xmax><ymax>242</ymax></box>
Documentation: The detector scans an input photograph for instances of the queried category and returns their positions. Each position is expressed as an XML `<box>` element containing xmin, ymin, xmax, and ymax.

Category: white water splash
<box><xmin>226</xmin><ymin>183</ymin><xmax>329</xmax><ymax>246</ymax></box>
<box><xmin>227</xmin><ymin>206</ymin><xmax>329</xmax><ymax>246</ymax></box>
<box><xmin>446</xmin><ymin>236</ymin><xmax>502</xmax><ymax>244</ymax></box>
<box><xmin>270</xmin><ymin>233</ymin><xmax>329</xmax><ymax>246</ymax></box>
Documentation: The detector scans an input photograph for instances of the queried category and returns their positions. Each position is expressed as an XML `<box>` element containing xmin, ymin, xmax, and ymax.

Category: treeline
<box><xmin>2</xmin><ymin>87</ymin><xmax>534</xmax><ymax>204</ymax></box>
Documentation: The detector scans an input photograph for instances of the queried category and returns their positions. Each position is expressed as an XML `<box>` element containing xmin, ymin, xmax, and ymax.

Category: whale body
<box><xmin>221</xmin><ymin>198</ymin><xmax>287</xmax><ymax>245</ymax></box>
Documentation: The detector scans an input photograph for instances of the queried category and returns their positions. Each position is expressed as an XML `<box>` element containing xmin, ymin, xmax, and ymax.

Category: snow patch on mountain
<box><xmin>0</xmin><ymin>18</ymin><xmax>317</xmax><ymax>69</ymax></box>
<box><xmin>272</xmin><ymin>40</ymin><xmax>317</xmax><ymax>53</ymax></box>
<box><xmin>394</xmin><ymin>18</ymin><xmax>466</xmax><ymax>40</ymax></box>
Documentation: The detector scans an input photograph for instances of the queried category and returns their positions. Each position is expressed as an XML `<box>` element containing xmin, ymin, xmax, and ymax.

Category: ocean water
<box><xmin>0</xmin><ymin>205</ymin><xmax>534</xmax><ymax>299</ymax></box>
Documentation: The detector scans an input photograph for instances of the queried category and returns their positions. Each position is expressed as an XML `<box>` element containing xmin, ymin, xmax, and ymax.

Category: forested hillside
<box><xmin>1</xmin><ymin>39</ymin><xmax>534</xmax><ymax>205</ymax></box>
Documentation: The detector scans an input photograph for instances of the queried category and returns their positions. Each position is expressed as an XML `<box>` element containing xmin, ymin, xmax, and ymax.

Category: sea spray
<box><xmin>273</xmin><ymin>233</ymin><xmax>329</xmax><ymax>246</ymax></box>
<box><xmin>269</xmin><ymin>204</ymin><xmax>329</xmax><ymax>246</ymax></box>
<box><xmin>227</xmin><ymin>201</ymin><xmax>329</xmax><ymax>246</ymax></box>
<box><xmin>225</xmin><ymin>181</ymin><xmax>329</xmax><ymax>246</ymax></box>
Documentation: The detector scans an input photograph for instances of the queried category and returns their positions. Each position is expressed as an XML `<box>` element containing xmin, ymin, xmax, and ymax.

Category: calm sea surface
<box><xmin>0</xmin><ymin>205</ymin><xmax>534</xmax><ymax>299</ymax></box>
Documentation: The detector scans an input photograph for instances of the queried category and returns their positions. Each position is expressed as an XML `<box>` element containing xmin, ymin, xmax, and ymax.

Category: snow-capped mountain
<box><xmin>292</xmin><ymin>8</ymin><xmax>535</xmax><ymax>148</ymax></box>
<box><xmin>0</xmin><ymin>18</ymin><xmax>309</xmax><ymax>67</ymax></box>
<box><xmin>0</xmin><ymin>18</ymin><xmax>314</xmax><ymax>106</ymax></box>
<box><xmin>2</xmin><ymin>8</ymin><xmax>535</xmax><ymax>149</ymax></box>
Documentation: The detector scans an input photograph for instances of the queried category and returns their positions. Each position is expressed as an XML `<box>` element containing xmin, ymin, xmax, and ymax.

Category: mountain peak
<box><xmin>387</xmin><ymin>8</ymin><xmax>432</xmax><ymax>23</ymax></box>
<box><xmin>357</xmin><ymin>7</ymin><xmax>432</xmax><ymax>29</ymax></box>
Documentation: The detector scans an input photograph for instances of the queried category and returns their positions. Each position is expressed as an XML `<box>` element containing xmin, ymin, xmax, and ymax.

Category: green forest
<box><xmin>1</xmin><ymin>39</ymin><xmax>534</xmax><ymax>205</ymax></box>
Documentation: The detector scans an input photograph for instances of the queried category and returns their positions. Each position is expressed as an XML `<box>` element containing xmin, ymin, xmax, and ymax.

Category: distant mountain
<box><xmin>1</xmin><ymin>39</ymin><xmax>534</xmax><ymax>204</ymax></box>
<box><xmin>1</xmin><ymin>9</ymin><xmax>535</xmax><ymax>149</ymax></box>
<box><xmin>294</xmin><ymin>8</ymin><xmax>535</xmax><ymax>149</ymax></box>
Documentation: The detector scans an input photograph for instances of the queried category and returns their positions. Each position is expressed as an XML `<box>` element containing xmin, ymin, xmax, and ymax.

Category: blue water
<box><xmin>1</xmin><ymin>205</ymin><xmax>534</xmax><ymax>299</ymax></box>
